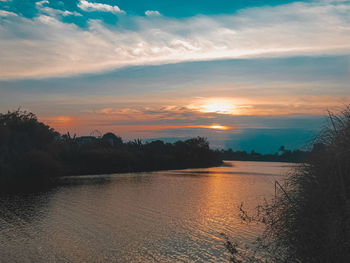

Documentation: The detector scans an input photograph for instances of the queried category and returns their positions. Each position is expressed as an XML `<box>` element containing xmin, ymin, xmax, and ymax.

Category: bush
<box><xmin>225</xmin><ymin>106</ymin><xmax>350</xmax><ymax>263</ymax></box>
<box><xmin>0</xmin><ymin>110</ymin><xmax>60</xmax><ymax>188</ymax></box>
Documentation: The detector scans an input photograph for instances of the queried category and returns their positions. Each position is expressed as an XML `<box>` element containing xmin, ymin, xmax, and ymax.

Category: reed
<box><xmin>226</xmin><ymin>105</ymin><xmax>350</xmax><ymax>262</ymax></box>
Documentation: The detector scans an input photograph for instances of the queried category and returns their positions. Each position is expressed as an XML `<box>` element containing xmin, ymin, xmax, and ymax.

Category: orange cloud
<box><xmin>41</xmin><ymin>115</ymin><xmax>77</xmax><ymax>129</ymax></box>
<box><xmin>37</xmin><ymin>94</ymin><xmax>348</xmax><ymax>138</ymax></box>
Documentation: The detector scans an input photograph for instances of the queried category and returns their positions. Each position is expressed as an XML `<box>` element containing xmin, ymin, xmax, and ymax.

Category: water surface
<box><xmin>0</xmin><ymin>161</ymin><xmax>293</xmax><ymax>262</ymax></box>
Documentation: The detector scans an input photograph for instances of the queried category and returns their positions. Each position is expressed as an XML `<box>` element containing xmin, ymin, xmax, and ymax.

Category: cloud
<box><xmin>36</xmin><ymin>0</ymin><xmax>49</xmax><ymax>7</ymax></box>
<box><xmin>0</xmin><ymin>10</ymin><xmax>17</xmax><ymax>16</ymax></box>
<box><xmin>96</xmin><ymin>105</ymin><xmax>207</xmax><ymax>121</ymax></box>
<box><xmin>93</xmin><ymin>94</ymin><xmax>347</xmax><ymax>124</ymax></box>
<box><xmin>77</xmin><ymin>0</ymin><xmax>125</xmax><ymax>14</ymax></box>
<box><xmin>39</xmin><ymin>7</ymin><xmax>82</xmax><ymax>17</ymax></box>
<box><xmin>34</xmin><ymin>0</ymin><xmax>82</xmax><ymax>17</ymax></box>
<box><xmin>0</xmin><ymin>0</ymin><xmax>350</xmax><ymax>79</ymax></box>
<box><xmin>145</xmin><ymin>10</ymin><xmax>161</xmax><ymax>16</ymax></box>
<box><xmin>42</xmin><ymin>115</ymin><xmax>77</xmax><ymax>129</ymax></box>
<box><xmin>37</xmin><ymin>101</ymin><xmax>326</xmax><ymax>143</ymax></box>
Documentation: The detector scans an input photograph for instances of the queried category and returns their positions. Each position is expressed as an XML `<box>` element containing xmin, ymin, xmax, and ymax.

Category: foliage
<box><xmin>0</xmin><ymin>109</ymin><xmax>60</xmax><ymax>188</ymax></box>
<box><xmin>58</xmin><ymin>136</ymin><xmax>221</xmax><ymax>175</ymax></box>
<box><xmin>0</xmin><ymin>110</ymin><xmax>222</xmax><ymax>190</ymax></box>
<box><xmin>221</xmin><ymin>147</ymin><xmax>309</xmax><ymax>163</ymax></box>
<box><xmin>225</xmin><ymin>106</ymin><xmax>350</xmax><ymax>262</ymax></box>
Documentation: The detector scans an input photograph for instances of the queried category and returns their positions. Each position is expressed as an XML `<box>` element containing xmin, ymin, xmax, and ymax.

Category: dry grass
<box><xmin>225</xmin><ymin>106</ymin><xmax>350</xmax><ymax>263</ymax></box>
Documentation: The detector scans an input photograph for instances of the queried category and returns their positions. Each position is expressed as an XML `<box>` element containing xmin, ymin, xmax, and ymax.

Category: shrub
<box><xmin>226</xmin><ymin>106</ymin><xmax>350</xmax><ymax>263</ymax></box>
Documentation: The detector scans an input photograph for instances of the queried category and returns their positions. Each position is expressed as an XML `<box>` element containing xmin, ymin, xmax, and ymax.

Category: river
<box><xmin>0</xmin><ymin>161</ymin><xmax>294</xmax><ymax>262</ymax></box>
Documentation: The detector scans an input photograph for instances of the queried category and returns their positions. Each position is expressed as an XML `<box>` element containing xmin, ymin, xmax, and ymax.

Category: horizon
<box><xmin>1</xmin><ymin>0</ymin><xmax>349</xmax><ymax>153</ymax></box>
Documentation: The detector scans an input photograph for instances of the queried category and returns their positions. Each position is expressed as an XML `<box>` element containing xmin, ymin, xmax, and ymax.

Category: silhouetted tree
<box><xmin>221</xmin><ymin>146</ymin><xmax>309</xmax><ymax>163</ymax></box>
<box><xmin>0</xmin><ymin>110</ymin><xmax>222</xmax><ymax>189</ymax></box>
<box><xmin>102</xmin><ymin>132</ymin><xmax>123</xmax><ymax>147</ymax></box>
<box><xmin>0</xmin><ymin>110</ymin><xmax>61</xmax><ymax>188</ymax></box>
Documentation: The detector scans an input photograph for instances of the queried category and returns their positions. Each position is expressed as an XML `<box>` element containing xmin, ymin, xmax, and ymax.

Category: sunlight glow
<box><xmin>189</xmin><ymin>98</ymin><xmax>239</xmax><ymax>115</ymax></box>
<box><xmin>209</xmin><ymin>124</ymin><xmax>229</xmax><ymax>130</ymax></box>
<box><xmin>201</xmin><ymin>103</ymin><xmax>236</xmax><ymax>114</ymax></box>
<box><xmin>42</xmin><ymin>116</ymin><xmax>76</xmax><ymax>129</ymax></box>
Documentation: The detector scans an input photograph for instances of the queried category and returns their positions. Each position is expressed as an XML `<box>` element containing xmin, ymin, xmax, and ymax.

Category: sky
<box><xmin>0</xmin><ymin>0</ymin><xmax>349</xmax><ymax>152</ymax></box>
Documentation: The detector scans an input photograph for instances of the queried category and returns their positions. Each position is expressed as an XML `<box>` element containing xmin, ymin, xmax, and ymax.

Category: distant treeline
<box><xmin>0</xmin><ymin>110</ymin><xmax>221</xmax><ymax>189</ymax></box>
<box><xmin>220</xmin><ymin>145</ymin><xmax>313</xmax><ymax>163</ymax></box>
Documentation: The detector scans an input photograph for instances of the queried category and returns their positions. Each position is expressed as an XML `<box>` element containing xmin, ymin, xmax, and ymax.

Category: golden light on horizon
<box><xmin>42</xmin><ymin>116</ymin><xmax>77</xmax><ymax>129</ymax></box>
<box><xmin>189</xmin><ymin>98</ymin><xmax>239</xmax><ymax>115</ymax></box>
<box><xmin>201</xmin><ymin>102</ymin><xmax>236</xmax><ymax>114</ymax></box>
<box><xmin>114</xmin><ymin>124</ymin><xmax>232</xmax><ymax>131</ymax></box>
<box><xmin>209</xmin><ymin>124</ymin><xmax>229</xmax><ymax>130</ymax></box>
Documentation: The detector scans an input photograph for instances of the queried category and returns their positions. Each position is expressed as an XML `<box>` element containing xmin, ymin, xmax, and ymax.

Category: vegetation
<box><xmin>225</xmin><ymin>106</ymin><xmax>350</xmax><ymax>262</ymax></box>
<box><xmin>0</xmin><ymin>110</ymin><xmax>222</xmax><ymax>190</ymax></box>
<box><xmin>221</xmin><ymin>146</ymin><xmax>309</xmax><ymax>163</ymax></box>
<box><xmin>0</xmin><ymin>110</ymin><xmax>61</xmax><ymax>189</ymax></box>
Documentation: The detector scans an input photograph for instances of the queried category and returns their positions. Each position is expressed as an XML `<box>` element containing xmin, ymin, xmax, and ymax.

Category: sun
<box><xmin>209</xmin><ymin>124</ymin><xmax>229</xmax><ymax>130</ymax></box>
<box><xmin>202</xmin><ymin>103</ymin><xmax>235</xmax><ymax>114</ymax></box>
<box><xmin>192</xmin><ymin>98</ymin><xmax>238</xmax><ymax>115</ymax></box>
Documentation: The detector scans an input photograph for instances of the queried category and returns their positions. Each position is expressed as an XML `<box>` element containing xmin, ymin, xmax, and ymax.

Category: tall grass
<box><xmin>284</xmin><ymin>106</ymin><xmax>350</xmax><ymax>262</ymax></box>
<box><xmin>226</xmin><ymin>106</ymin><xmax>350</xmax><ymax>262</ymax></box>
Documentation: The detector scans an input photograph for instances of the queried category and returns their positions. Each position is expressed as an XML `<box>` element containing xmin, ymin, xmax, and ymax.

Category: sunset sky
<box><xmin>0</xmin><ymin>0</ymin><xmax>349</xmax><ymax>152</ymax></box>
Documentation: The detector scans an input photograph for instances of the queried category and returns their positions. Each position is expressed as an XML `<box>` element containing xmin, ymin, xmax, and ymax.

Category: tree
<box><xmin>0</xmin><ymin>110</ymin><xmax>61</xmax><ymax>184</ymax></box>
<box><xmin>102</xmin><ymin>132</ymin><xmax>123</xmax><ymax>147</ymax></box>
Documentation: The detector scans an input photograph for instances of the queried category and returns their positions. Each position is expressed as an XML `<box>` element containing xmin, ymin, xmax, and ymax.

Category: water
<box><xmin>0</xmin><ymin>161</ymin><xmax>294</xmax><ymax>262</ymax></box>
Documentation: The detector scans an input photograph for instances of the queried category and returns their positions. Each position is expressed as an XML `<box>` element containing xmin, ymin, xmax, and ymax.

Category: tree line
<box><xmin>220</xmin><ymin>145</ymin><xmax>314</xmax><ymax>163</ymax></box>
<box><xmin>0</xmin><ymin>110</ymin><xmax>221</xmax><ymax>189</ymax></box>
